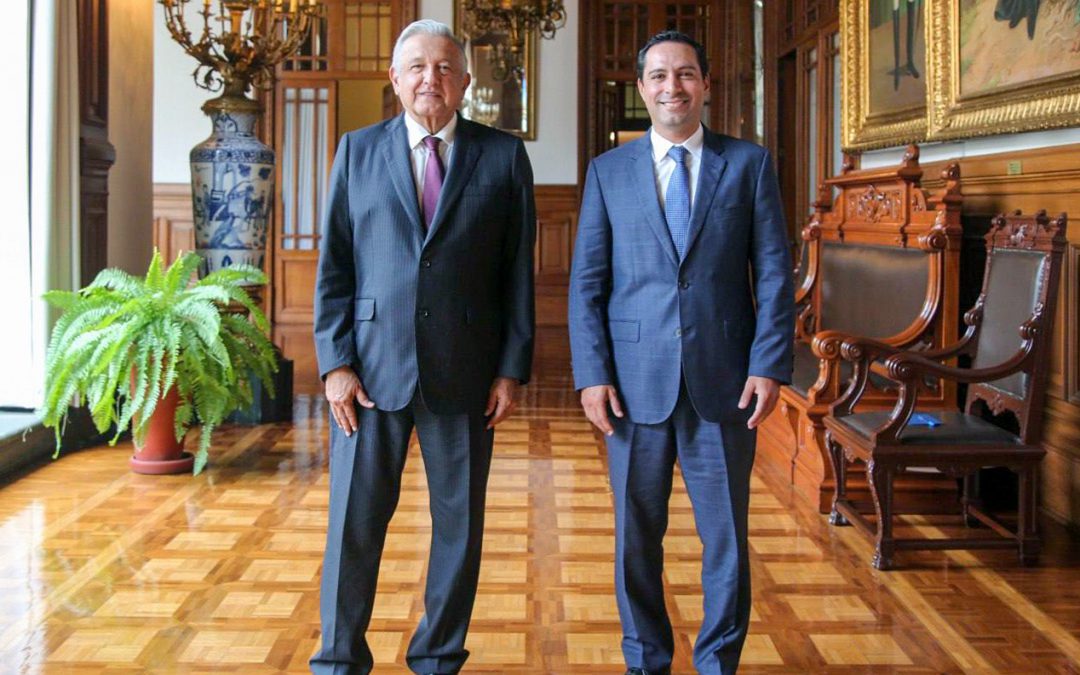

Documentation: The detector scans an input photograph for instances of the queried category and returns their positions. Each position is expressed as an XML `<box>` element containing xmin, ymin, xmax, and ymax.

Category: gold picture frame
<box><xmin>926</xmin><ymin>0</ymin><xmax>1080</xmax><ymax>141</ymax></box>
<box><xmin>453</xmin><ymin>4</ymin><xmax>538</xmax><ymax>140</ymax></box>
<box><xmin>841</xmin><ymin>0</ymin><xmax>929</xmax><ymax>151</ymax></box>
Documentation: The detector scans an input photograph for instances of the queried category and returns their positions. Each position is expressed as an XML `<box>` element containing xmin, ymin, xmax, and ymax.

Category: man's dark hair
<box><xmin>636</xmin><ymin>31</ymin><xmax>709</xmax><ymax>80</ymax></box>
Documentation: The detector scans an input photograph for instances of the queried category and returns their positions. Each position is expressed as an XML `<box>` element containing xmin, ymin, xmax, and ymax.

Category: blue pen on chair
<box><xmin>908</xmin><ymin>413</ymin><xmax>941</xmax><ymax>427</ymax></box>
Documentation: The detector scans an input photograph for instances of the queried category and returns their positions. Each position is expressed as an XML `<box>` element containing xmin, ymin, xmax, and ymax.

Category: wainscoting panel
<box><xmin>157</xmin><ymin>183</ymin><xmax>582</xmax><ymax>392</ymax></box>
<box><xmin>152</xmin><ymin>183</ymin><xmax>195</xmax><ymax>264</ymax></box>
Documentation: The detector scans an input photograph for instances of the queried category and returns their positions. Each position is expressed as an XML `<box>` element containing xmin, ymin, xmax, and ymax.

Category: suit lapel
<box><xmin>424</xmin><ymin>115</ymin><xmax>482</xmax><ymax>247</ymax></box>
<box><xmin>380</xmin><ymin>114</ymin><xmax>425</xmax><ymax>238</ymax></box>
<box><xmin>682</xmin><ymin>129</ymin><xmax>727</xmax><ymax>262</ymax></box>
<box><xmin>631</xmin><ymin>132</ymin><xmax>679</xmax><ymax>267</ymax></box>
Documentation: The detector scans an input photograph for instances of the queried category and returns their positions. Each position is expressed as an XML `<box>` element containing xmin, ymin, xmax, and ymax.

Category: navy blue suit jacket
<box><xmin>569</xmin><ymin>129</ymin><xmax>794</xmax><ymax>424</ymax></box>
<box><xmin>314</xmin><ymin>114</ymin><xmax>536</xmax><ymax>414</ymax></box>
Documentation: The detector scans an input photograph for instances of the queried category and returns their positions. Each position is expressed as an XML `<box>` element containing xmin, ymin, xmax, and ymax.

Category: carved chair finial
<box><xmin>902</xmin><ymin>144</ymin><xmax>920</xmax><ymax>165</ymax></box>
<box><xmin>988</xmin><ymin>209</ymin><xmax>1067</xmax><ymax>251</ymax></box>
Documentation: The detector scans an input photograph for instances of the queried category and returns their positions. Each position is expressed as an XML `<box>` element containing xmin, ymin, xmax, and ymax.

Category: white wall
<box><xmin>417</xmin><ymin>0</ymin><xmax>579</xmax><ymax>184</ymax></box>
<box><xmin>108</xmin><ymin>0</ymin><xmax>154</xmax><ymax>273</ymax></box>
<box><xmin>526</xmin><ymin>0</ymin><xmax>578</xmax><ymax>185</ymax></box>
<box><xmin>153</xmin><ymin>2</ymin><xmax>212</xmax><ymax>184</ymax></box>
<box><xmin>153</xmin><ymin>0</ymin><xmax>579</xmax><ymax>185</ymax></box>
<box><xmin>859</xmin><ymin>128</ymin><xmax>1080</xmax><ymax>169</ymax></box>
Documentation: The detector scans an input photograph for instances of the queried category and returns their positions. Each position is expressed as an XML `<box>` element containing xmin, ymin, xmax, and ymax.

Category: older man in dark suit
<box><xmin>310</xmin><ymin>19</ymin><xmax>535</xmax><ymax>675</ymax></box>
<box><xmin>569</xmin><ymin>31</ymin><xmax>793</xmax><ymax>675</ymax></box>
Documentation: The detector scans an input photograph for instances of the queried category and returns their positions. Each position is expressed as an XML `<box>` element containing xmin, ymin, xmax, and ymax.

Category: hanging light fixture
<box><xmin>462</xmin><ymin>0</ymin><xmax>566</xmax><ymax>81</ymax></box>
<box><xmin>160</xmin><ymin>0</ymin><xmax>320</xmax><ymax>110</ymax></box>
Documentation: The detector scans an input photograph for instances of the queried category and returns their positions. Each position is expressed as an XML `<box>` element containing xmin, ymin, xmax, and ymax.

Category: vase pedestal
<box><xmin>229</xmin><ymin>349</ymin><xmax>294</xmax><ymax>424</ymax></box>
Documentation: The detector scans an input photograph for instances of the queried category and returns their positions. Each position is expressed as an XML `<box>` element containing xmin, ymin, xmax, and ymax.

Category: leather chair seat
<box><xmin>839</xmin><ymin>410</ymin><xmax>1020</xmax><ymax>445</ymax></box>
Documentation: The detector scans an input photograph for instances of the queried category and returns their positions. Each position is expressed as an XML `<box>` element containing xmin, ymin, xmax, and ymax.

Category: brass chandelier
<box><xmin>462</xmin><ymin>0</ymin><xmax>566</xmax><ymax>81</ymax></box>
<box><xmin>160</xmin><ymin>0</ymin><xmax>321</xmax><ymax>112</ymax></box>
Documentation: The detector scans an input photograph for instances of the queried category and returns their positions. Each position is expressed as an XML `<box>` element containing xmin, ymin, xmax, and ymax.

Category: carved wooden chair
<box><xmin>823</xmin><ymin>211</ymin><xmax>1068</xmax><ymax>570</ymax></box>
<box><xmin>760</xmin><ymin>146</ymin><xmax>964</xmax><ymax>512</ymax></box>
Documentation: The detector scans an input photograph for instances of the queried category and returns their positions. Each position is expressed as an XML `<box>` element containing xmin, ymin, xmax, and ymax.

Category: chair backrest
<box><xmin>794</xmin><ymin>145</ymin><xmax>963</xmax><ymax>404</ymax></box>
<box><xmin>800</xmin><ymin>147</ymin><xmax>962</xmax><ymax>345</ymax></box>
<box><xmin>966</xmin><ymin>210</ymin><xmax>1068</xmax><ymax>443</ymax></box>
<box><xmin>819</xmin><ymin>242</ymin><xmax>929</xmax><ymax>338</ymax></box>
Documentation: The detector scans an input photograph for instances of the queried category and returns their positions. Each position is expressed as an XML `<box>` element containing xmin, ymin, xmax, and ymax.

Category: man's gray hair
<box><xmin>391</xmin><ymin>20</ymin><xmax>468</xmax><ymax>71</ymax></box>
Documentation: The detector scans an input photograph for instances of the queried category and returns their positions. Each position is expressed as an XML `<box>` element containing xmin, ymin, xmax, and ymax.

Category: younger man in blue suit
<box><xmin>568</xmin><ymin>31</ymin><xmax>793</xmax><ymax>675</ymax></box>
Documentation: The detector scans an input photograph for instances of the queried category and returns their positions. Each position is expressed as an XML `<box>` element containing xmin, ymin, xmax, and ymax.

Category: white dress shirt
<box><xmin>404</xmin><ymin>112</ymin><xmax>457</xmax><ymax>206</ymax></box>
<box><xmin>649</xmin><ymin>124</ymin><xmax>704</xmax><ymax>211</ymax></box>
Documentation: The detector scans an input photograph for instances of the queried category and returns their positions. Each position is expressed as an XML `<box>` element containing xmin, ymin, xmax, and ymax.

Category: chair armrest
<box><xmin>833</xmin><ymin>328</ymin><xmax>975</xmax><ymax>365</ymax></box>
<box><xmin>825</xmin><ymin>310</ymin><xmax>980</xmax><ymax>418</ymax></box>
<box><xmin>811</xmin><ymin>330</ymin><xmax>859</xmax><ymax>360</ymax></box>
<box><xmin>914</xmin><ymin>305</ymin><xmax>983</xmax><ymax>361</ymax></box>
<box><xmin>855</xmin><ymin>342</ymin><xmax>1033</xmax><ymax>444</ymax></box>
<box><xmin>884</xmin><ymin>340</ymin><xmax>1034</xmax><ymax>385</ymax></box>
<box><xmin>825</xmin><ymin>334</ymin><xmax>904</xmax><ymax>362</ymax></box>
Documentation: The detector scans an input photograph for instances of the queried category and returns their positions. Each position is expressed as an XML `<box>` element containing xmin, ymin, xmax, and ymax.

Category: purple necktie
<box><xmin>422</xmin><ymin>135</ymin><xmax>444</xmax><ymax>230</ymax></box>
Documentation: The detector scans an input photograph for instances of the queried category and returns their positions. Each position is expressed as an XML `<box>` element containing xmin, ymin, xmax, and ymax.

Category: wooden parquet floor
<box><xmin>2</xmin><ymin>364</ymin><xmax>1080</xmax><ymax>673</ymax></box>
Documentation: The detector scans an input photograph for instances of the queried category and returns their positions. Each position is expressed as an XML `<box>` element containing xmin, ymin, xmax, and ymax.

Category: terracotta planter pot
<box><xmin>129</xmin><ymin>385</ymin><xmax>194</xmax><ymax>475</ymax></box>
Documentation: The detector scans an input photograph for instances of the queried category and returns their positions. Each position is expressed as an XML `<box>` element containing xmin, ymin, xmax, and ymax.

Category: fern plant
<box><xmin>40</xmin><ymin>249</ymin><xmax>278</xmax><ymax>474</ymax></box>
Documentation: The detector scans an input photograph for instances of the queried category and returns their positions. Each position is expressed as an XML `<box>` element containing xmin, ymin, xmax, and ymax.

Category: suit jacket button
<box><xmin>421</xmin><ymin>259</ymin><xmax>432</xmax><ymax>268</ymax></box>
<box><xmin>679</xmin><ymin>280</ymin><xmax>689</xmax><ymax>289</ymax></box>
<box><xmin>420</xmin><ymin>309</ymin><xmax>430</xmax><ymax>318</ymax></box>
<box><xmin>674</xmin><ymin>328</ymin><xmax>683</xmax><ymax>337</ymax></box>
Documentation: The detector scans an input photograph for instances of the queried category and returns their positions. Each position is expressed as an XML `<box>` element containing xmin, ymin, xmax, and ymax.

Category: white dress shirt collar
<box><xmin>648</xmin><ymin>124</ymin><xmax>705</xmax><ymax>211</ymax></box>
<box><xmin>405</xmin><ymin>112</ymin><xmax>458</xmax><ymax>150</ymax></box>
<box><xmin>649</xmin><ymin>124</ymin><xmax>704</xmax><ymax>164</ymax></box>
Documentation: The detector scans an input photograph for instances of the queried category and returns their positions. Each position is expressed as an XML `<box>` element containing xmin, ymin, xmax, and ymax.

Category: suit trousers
<box><xmin>310</xmin><ymin>391</ymin><xmax>494</xmax><ymax>675</ymax></box>
<box><xmin>606</xmin><ymin>381</ymin><xmax>755</xmax><ymax>675</ymax></box>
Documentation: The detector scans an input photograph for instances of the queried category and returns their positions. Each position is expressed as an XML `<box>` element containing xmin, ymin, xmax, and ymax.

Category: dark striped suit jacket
<box><xmin>314</xmin><ymin>113</ymin><xmax>536</xmax><ymax>414</ymax></box>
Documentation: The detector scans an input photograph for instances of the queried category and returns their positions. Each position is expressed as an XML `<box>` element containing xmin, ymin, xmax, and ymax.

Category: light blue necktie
<box><xmin>665</xmin><ymin>145</ymin><xmax>690</xmax><ymax>258</ymax></box>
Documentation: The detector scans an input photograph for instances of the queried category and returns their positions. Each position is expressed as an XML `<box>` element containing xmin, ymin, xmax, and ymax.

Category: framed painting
<box><xmin>842</xmin><ymin>0</ymin><xmax>929</xmax><ymax>150</ymax></box>
<box><xmin>927</xmin><ymin>0</ymin><xmax>1080</xmax><ymax>140</ymax></box>
<box><xmin>453</xmin><ymin>4</ymin><xmax>538</xmax><ymax>140</ymax></box>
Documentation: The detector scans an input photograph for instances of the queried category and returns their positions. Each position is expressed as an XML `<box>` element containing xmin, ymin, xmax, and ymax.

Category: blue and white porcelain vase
<box><xmin>189</xmin><ymin>97</ymin><xmax>274</xmax><ymax>276</ymax></box>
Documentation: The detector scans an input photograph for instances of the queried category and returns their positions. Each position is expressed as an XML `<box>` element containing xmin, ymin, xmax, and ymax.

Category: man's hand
<box><xmin>485</xmin><ymin>377</ymin><xmax>519</xmax><ymax>429</ymax></box>
<box><xmin>580</xmin><ymin>385</ymin><xmax>624</xmax><ymax>436</ymax></box>
<box><xmin>738</xmin><ymin>376</ymin><xmax>780</xmax><ymax>429</ymax></box>
<box><xmin>325</xmin><ymin>366</ymin><xmax>374</xmax><ymax>436</ymax></box>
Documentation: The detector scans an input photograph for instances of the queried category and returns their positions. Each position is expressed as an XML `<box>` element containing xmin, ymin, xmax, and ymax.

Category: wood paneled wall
<box><xmin>534</xmin><ymin>185</ymin><xmax>579</xmax><ymax>326</ymax></box>
<box><xmin>78</xmin><ymin>0</ymin><xmax>116</xmax><ymax>285</ymax></box>
<box><xmin>533</xmin><ymin>185</ymin><xmax>578</xmax><ymax>367</ymax></box>
<box><xmin>154</xmin><ymin>182</ymin><xmax>580</xmax><ymax>382</ymax></box>
<box><xmin>912</xmin><ymin>143</ymin><xmax>1080</xmax><ymax>530</ymax></box>
<box><xmin>151</xmin><ymin>183</ymin><xmax>195</xmax><ymax>264</ymax></box>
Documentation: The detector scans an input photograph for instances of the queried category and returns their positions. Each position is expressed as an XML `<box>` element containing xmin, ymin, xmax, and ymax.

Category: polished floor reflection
<box><xmin>1</xmin><ymin>361</ymin><xmax>1079</xmax><ymax>672</ymax></box>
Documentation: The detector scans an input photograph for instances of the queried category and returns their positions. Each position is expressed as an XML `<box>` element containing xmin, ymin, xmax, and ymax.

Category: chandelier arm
<box><xmin>265</xmin><ymin>13</ymin><xmax>311</xmax><ymax>66</ymax></box>
<box><xmin>263</xmin><ymin>12</ymin><xmax>290</xmax><ymax>62</ymax></box>
<box><xmin>162</xmin><ymin>3</ymin><xmax>197</xmax><ymax>54</ymax></box>
<box><xmin>249</xmin><ymin>6</ymin><xmax>280</xmax><ymax>56</ymax></box>
<box><xmin>197</xmin><ymin>2</ymin><xmax>217</xmax><ymax>54</ymax></box>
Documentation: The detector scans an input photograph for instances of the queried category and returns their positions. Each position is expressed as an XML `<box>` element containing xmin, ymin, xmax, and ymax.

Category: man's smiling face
<box><xmin>637</xmin><ymin>40</ymin><xmax>709</xmax><ymax>141</ymax></box>
<box><xmin>390</xmin><ymin>34</ymin><xmax>471</xmax><ymax>132</ymax></box>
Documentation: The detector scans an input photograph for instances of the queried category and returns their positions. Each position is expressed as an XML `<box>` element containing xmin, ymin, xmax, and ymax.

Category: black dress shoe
<box><xmin>625</xmin><ymin>668</ymin><xmax>671</xmax><ymax>675</ymax></box>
